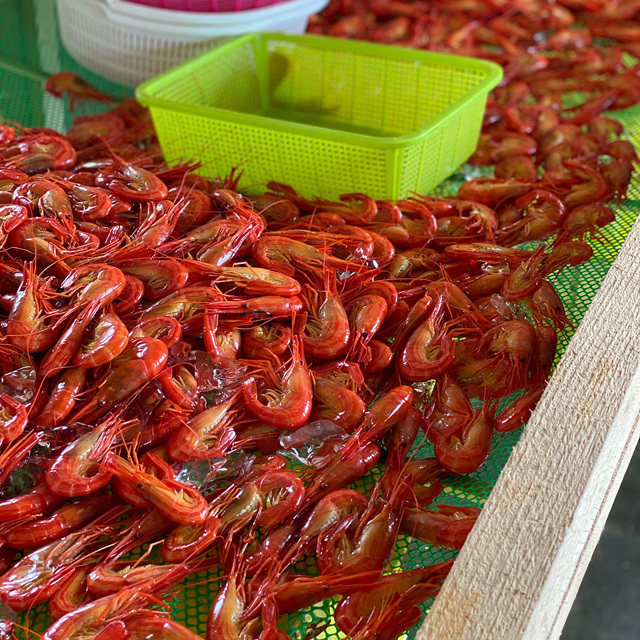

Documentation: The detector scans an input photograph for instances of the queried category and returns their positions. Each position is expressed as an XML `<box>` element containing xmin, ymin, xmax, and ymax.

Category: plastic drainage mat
<box><xmin>1</xmin><ymin>1</ymin><xmax>640</xmax><ymax>638</ymax></box>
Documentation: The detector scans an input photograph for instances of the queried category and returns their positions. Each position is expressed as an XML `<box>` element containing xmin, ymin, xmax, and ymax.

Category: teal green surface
<box><xmin>1</xmin><ymin>2</ymin><xmax>640</xmax><ymax>639</ymax></box>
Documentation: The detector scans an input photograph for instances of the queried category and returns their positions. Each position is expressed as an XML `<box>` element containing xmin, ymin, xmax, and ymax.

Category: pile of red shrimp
<box><xmin>0</xmin><ymin>98</ymin><xmax>615</xmax><ymax>640</ymax></box>
<box><xmin>0</xmin><ymin>0</ymin><xmax>637</xmax><ymax>635</ymax></box>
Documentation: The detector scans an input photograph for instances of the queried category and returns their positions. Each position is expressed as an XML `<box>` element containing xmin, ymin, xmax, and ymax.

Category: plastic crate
<box><xmin>55</xmin><ymin>0</ymin><xmax>328</xmax><ymax>87</ymax></box>
<box><xmin>136</xmin><ymin>33</ymin><xmax>503</xmax><ymax>200</ymax></box>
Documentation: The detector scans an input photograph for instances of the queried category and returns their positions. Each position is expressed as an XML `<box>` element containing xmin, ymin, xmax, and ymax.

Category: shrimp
<box><xmin>242</xmin><ymin>337</ymin><xmax>313</xmax><ymax>429</ymax></box>
<box><xmin>120</xmin><ymin>259</ymin><xmax>190</xmax><ymax>302</ymax></box>
<box><xmin>397</xmin><ymin>296</ymin><xmax>455</xmax><ymax>381</ymax></box>
<box><xmin>271</xmin><ymin>566</ymin><xmax>379</xmax><ymax>616</ymax></box>
<box><xmin>3</xmin><ymin>493</ymin><xmax>118</xmax><ymax>550</ymax></box>
<box><xmin>125</xmin><ymin>616</ymin><xmax>204</xmax><ymax>640</ymax></box>
<box><xmin>0</xmin><ymin>509</ymin><xmax>120</xmax><ymax>610</ymax></box>
<box><xmin>73</xmin><ymin>312</ymin><xmax>129</xmax><ymax>368</ymax></box>
<box><xmin>0</xmin><ymin>394</ymin><xmax>28</xmax><ymax>446</ymax></box>
<box><xmin>5</xmin><ymin>263</ymin><xmax>62</xmax><ymax>353</ymax></box>
<box><xmin>341</xmin><ymin>386</ymin><xmax>414</xmax><ymax>460</ymax></box>
<box><xmin>496</xmin><ymin>190</ymin><xmax>567</xmax><ymax>245</ymax></box>
<box><xmin>334</xmin><ymin>561</ymin><xmax>453</xmax><ymax>638</ymax></box>
<box><xmin>185</xmin><ymin>260</ymin><xmax>301</xmax><ymax>297</ymax></box>
<box><xmin>70</xmin><ymin>337</ymin><xmax>168</xmax><ymax>423</ymax></box>
<box><xmin>96</xmin><ymin>155</ymin><xmax>168</xmax><ymax>202</ymax></box>
<box><xmin>166</xmin><ymin>396</ymin><xmax>238</xmax><ymax>462</ymax></box>
<box><xmin>312</xmin><ymin>376</ymin><xmax>366</xmax><ymax>430</ymax></box>
<box><xmin>433</xmin><ymin>405</ymin><xmax>494</xmax><ymax>475</ymax></box>
<box><xmin>300</xmin><ymin>275</ymin><xmax>350</xmax><ymax>359</ymax></box>
<box><xmin>46</xmin><ymin>72</ymin><xmax>115</xmax><ymax>111</ymax></box>
<box><xmin>45</xmin><ymin>416</ymin><xmax>124</xmax><ymax>497</ymax></box>
<box><xmin>317</xmin><ymin>477</ymin><xmax>411</xmax><ymax>574</ymax></box>
<box><xmin>345</xmin><ymin>293</ymin><xmax>388</xmax><ymax>361</ymax></box>
<box><xmin>401</xmin><ymin>504</ymin><xmax>481</xmax><ymax>549</ymax></box>
<box><xmin>103</xmin><ymin>452</ymin><xmax>208</xmax><ymax>525</ymax></box>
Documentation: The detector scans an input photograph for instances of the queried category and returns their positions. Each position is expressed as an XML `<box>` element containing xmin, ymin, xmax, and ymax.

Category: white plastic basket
<box><xmin>55</xmin><ymin>0</ymin><xmax>329</xmax><ymax>87</ymax></box>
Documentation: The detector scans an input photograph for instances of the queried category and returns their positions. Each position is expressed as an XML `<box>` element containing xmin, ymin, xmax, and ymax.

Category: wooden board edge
<box><xmin>524</xmin><ymin>374</ymin><xmax>640</xmax><ymax>639</ymax></box>
<box><xmin>416</xmin><ymin>216</ymin><xmax>640</xmax><ymax>640</ymax></box>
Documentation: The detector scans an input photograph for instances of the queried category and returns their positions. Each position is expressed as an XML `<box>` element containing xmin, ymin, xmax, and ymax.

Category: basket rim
<box><xmin>57</xmin><ymin>0</ymin><xmax>327</xmax><ymax>33</ymax></box>
<box><xmin>103</xmin><ymin>0</ymin><xmax>326</xmax><ymax>24</ymax></box>
<box><xmin>136</xmin><ymin>33</ymin><xmax>503</xmax><ymax>150</ymax></box>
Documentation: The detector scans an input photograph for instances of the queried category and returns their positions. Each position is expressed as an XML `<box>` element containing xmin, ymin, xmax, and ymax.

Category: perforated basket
<box><xmin>55</xmin><ymin>0</ymin><xmax>328</xmax><ymax>87</ymax></box>
<box><xmin>124</xmin><ymin>0</ymin><xmax>291</xmax><ymax>10</ymax></box>
<box><xmin>136</xmin><ymin>33</ymin><xmax>503</xmax><ymax>200</ymax></box>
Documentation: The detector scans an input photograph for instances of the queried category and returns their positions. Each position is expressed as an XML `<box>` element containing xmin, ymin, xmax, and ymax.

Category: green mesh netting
<box><xmin>1</xmin><ymin>1</ymin><xmax>640</xmax><ymax>638</ymax></box>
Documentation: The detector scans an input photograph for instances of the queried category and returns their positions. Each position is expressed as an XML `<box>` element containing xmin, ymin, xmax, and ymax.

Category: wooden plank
<box><xmin>417</xmin><ymin>216</ymin><xmax>640</xmax><ymax>640</ymax></box>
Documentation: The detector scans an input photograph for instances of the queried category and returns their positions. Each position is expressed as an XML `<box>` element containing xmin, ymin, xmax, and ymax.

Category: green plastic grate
<box><xmin>1</xmin><ymin>1</ymin><xmax>640</xmax><ymax>638</ymax></box>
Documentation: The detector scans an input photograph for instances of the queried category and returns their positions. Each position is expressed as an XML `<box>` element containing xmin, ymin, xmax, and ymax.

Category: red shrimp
<box><xmin>0</xmin><ymin>478</ymin><xmax>66</xmax><ymax>523</ymax></box>
<box><xmin>0</xmin><ymin>509</ymin><xmax>120</xmax><ymax>610</ymax></box>
<box><xmin>46</xmin><ymin>416</ymin><xmax>124</xmax><ymax>497</ymax></box>
<box><xmin>456</xmin><ymin>178</ymin><xmax>532</xmax><ymax>208</ymax></box>
<box><xmin>242</xmin><ymin>322</ymin><xmax>292</xmax><ymax>359</ymax></box>
<box><xmin>103</xmin><ymin>452</ymin><xmax>208</xmax><ymax>525</ymax></box>
<box><xmin>3</xmin><ymin>493</ymin><xmax>118</xmax><ymax>550</ymax></box>
<box><xmin>5</xmin><ymin>263</ymin><xmax>61</xmax><ymax>353</ymax></box>
<box><xmin>341</xmin><ymin>386</ymin><xmax>413</xmax><ymax>460</ymax></box>
<box><xmin>303</xmin><ymin>443</ymin><xmax>380</xmax><ymax>504</ymax></box>
<box><xmin>125</xmin><ymin>616</ymin><xmax>205</xmax><ymax>640</ymax></box>
<box><xmin>401</xmin><ymin>504</ymin><xmax>481</xmax><ymax>549</ymax></box>
<box><xmin>96</xmin><ymin>156</ymin><xmax>168</xmax><ymax>202</ymax></box>
<box><xmin>271</xmin><ymin>569</ymin><xmax>380</xmax><ymax>617</ymax></box>
<box><xmin>334</xmin><ymin>561</ymin><xmax>453</xmax><ymax>639</ymax></box>
<box><xmin>3</xmin><ymin>134</ymin><xmax>77</xmax><ymax>173</ymax></box>
<box><xmin>49</xmin><ymin>567</ymin><xmax>93</xmax><ymax>619</ymax></box>
<box><xmin>130</xmin><ymin>316</ymin><xmax>182</xmax><ymax>347</ymax></box>
<box><xmin>0</xmin><ymin>204</ymin><xmax>28</xmax><ymax>243</ymax></box>
<box><xmin>141</xmin><ymin>286</ymin><xmax>221</xmax><ymax>332</ymax></box>
<box><xmin>46</xmin><ymin>72</ymin><xmax>114</xmax><ymax>110</ymax></box>
<box><xmin>301</xmin><ymin>277</ymin><xmax>350</xmax><ymax>359</ymax></box>
<box><xmin>397</xmin><ymin>296</ymin><xmax>455</xmax><ymax>381</ymax></box>
<box><xmin>0</xmin><ymin>433</ymin><xmax>41</xmax><ymax>487</ymax></box>
<box><xmin>35</xmin><ymin>367</ymin><xmax>86</xmax><ymax>428</ymax></box>
<box><xmin>187</xmin><ymin>260</ymin><xmax>301</xmax><ymax>298</ymax></box>
<box><xmin>496</xmin><ymin>189</ymin><xmax>567</xmax><ymax>245</ymax></box>
<box><xmin>317</xmin><ymin>478</ymin><xmax>412</xmax><ymax>574</ymax></box>
<box><xmin>41</xmin><ymin>581</ymin><xmax>167</xmax><ymax>640</ymax></box>
<box><xmin>433</xmin><ymin>405</ymin><xmax>494</xmax><ymax>475</ymax></box>
<box><xmin>312</xmin><ymin>376</ymin><xmax>366</xmax><ymax>430</ymax></box>
<box><xmin>345</xmin><ymin>293</ymin><xmax>388</xmax><ymax>361</ymax></box>
<box><xmin>495</xmin><ymin>386</ymin><xmax>546</xmax><ymax>432</ymax></box>
<box><xmin>0</xmin><ymin>394</ymin><xmax>27</xmax><ymax>446</ymax></box>
<box><xmin>73</xmin><ymin>312</ymin><xmax>129</xmax><ymax>368</ymax></box>
<box><xmin>167</xmin><ymin>396</ymin><xmax>238</xmax><ymax>461</ymax></box>
<box><xmin>242</xmin><ymin>337</ymin><xmax>313</xmax><ymax>429</ymax></box>
<box><xmin>120</xmin><ymin>259</ymin><xmax>190</xmax><ymax>302</ymax></box>
<box><xmin>70</xmin><ymin>337</ymin><xmax>168</xmax><ymax>423</ymax></box>
<box><xmin>251</xmin><ymin>235</ymin><xmax>353</xmax><ymax>277</ymax></box>
<box><xmin>525</xmin><ymin>280</ymin><xmax>572</xmax><ymax>331</ymax></box>
<box><xmin>113</xmin><ymin>274</ymin><xmax>145</xmax><ymax>315</ymax></box>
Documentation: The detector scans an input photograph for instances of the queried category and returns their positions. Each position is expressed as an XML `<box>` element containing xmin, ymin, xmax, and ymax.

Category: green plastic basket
<box><xmin>136</xmin><ymin>33</ymin><xmax>502</xmax><ymax>200</ymax></box>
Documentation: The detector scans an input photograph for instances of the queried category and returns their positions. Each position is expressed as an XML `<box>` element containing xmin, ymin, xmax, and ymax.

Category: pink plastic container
<box><xmin>123</xmin><ymin>0</ymin><xmax>290</xmax><ymax>10</ymax></box>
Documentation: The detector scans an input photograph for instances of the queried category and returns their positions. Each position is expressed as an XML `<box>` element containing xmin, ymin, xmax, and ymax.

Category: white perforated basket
<box><xmin>55</xmin><ymin>0</ymin><xmax>329</xmax><ymax>87</ymax></box>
